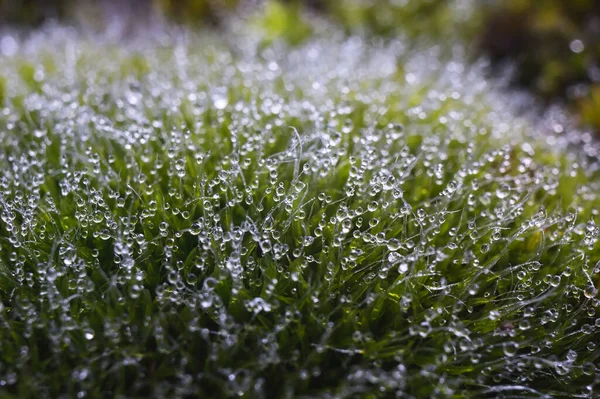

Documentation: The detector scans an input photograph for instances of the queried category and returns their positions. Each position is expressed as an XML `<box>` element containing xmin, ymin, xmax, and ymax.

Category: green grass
<box><xmin>0</xmin><ymin>12</ymin><xmax>599</xmax><ymax>399</ymax></box>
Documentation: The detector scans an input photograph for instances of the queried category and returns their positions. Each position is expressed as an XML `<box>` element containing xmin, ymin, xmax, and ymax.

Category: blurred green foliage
<box><xmin>0</xmin><ymin>0</ymin><xmax>477</xmax><ymax>40</ymax></box>
<box><xmin>0</xmin><ymin>0</ymin><xmax>240</xmax><ymax>27</ymax></box>
<box><xmin>254</xmin><ymin>1</ymin><xmax>313</xmax><ymax>45</ymax></box>
<box><xmin>3</xmin><ymin>0</ymin><xmax>600</xmax><ymax>132</ymax></box>
<box><xmin>322</xmin><ymin>0</ymin><xmax>478</xmax><ymax>41</ymax></box>
<box><xmin>153</xmin><ymin>0</ymin><xmax>239</xmax><ymax>25</ymax></box>
<box><xmin>479</xmin><ymin>0</ymin><xmax>600</xmax><ymax>132</ymax></box>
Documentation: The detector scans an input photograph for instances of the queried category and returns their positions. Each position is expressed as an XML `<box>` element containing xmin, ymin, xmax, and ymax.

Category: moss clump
<box><xmin>0</xmin><ymin>12</ymin><xmax>599</xmax><ymax>399</ymax></box>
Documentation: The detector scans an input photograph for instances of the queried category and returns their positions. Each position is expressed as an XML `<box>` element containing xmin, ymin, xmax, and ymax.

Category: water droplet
<box><xmin>549</xmin><ymin>275</ymin><xmax>561</xmax><ymax>287</ymax></box>
<box><xmin>396</xmin><ymin>262</ymin><xmax>408</xmax><ymax>274</ymax></box>
<box><xmin>84</xmin><ymin>329</ymin><xmax>95</xmax><ymax>340</ymax></box>
<box><xmin>502</xmin><ymin>341</ymin><xmax>519</xmax><ymax>357</ymax></box>
<box><xmin>584</xmin><ymin>285</ymin><xmax>598</xmax><ymax>299</ymax></box>
<box><xmin>368</xmin><ymin>201</ymin><xmax>378</xmax><ymax>212</ymax></box>
<box><xmin>570</xmin><ymin>39</ymin><xmax>585</xmax><ymax>54</ymax></box>
<box><xmin>489</xmin><ymin>310</ymin><xmax>500</xmax><ymax>320</ymax></box>
<box><xmin>189</xmin><ymin>222</ymin><xmax>202</xmax><ymax>235</ymax></box>
<box><xmin>518</xmin><ymin>319</ymin><xmax>530</xmax><ymax>330</ymax></box>
<box><xmin>260</xmin><ymin>240</ymin><xmax>272</xmax><ymax>253</ymax></box>
<box><xmin>387</xmin><ymin>238</ymin><xmax>401</xmax><ymax>251</ymax></box>
<box><xmin>496</xmin><ymin>184</ymin><xmax>510</xmax><ymax>199</ymax></box>
<box><xmin>213</xmin><ymin>94</ymin><xmax>228</xmax><ymax>110</ymax></box>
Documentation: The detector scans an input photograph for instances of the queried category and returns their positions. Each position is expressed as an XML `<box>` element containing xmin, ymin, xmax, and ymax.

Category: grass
<box><xmin>0</xmin><ymin>8</ymin><xmax>599</xmax><ymax>399</ymax></box>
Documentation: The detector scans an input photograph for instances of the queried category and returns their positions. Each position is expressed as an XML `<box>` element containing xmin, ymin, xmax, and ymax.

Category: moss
<box><xmin>0</xmin><ymin>4</ymin><xmax>598</xmax><ymax>399</ymax></box>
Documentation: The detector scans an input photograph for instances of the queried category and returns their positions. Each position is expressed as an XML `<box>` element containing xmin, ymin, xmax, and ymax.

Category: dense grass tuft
<box><xmin>0</xmin><ymin>20</ymin><xmax>599</xmax><ymax>398</ymax></box>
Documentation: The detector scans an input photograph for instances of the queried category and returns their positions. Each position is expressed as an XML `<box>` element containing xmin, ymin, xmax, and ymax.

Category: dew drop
<box><xmin>502</xmin><ymin>341</ymin><xmax>519</xmax><ymax>357</ymax></box>
<box><xmin>213</xmin><ymin>95</ymin><xmax>228</xmax><ymax>110</ymax></box>
<box><xmin>387</xmin><ymin>238</ymin><xmax>401</xmax><ymax>251</ymax></box>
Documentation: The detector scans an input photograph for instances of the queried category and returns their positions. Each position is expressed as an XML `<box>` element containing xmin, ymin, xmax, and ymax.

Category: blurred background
<box><xmin>1</xmin><ymin>0</ymin><xmax>600</xmax><ymax>134</ymax></box>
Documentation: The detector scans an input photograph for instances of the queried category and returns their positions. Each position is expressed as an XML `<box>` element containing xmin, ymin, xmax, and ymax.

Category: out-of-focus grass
<box><xmin>0</xmin><ymin>0</ymin><xmax>238</xmax><ymax>27</ymax></box>
<box><xmin>478</xmin><ymin>0</ymin><xmax>600</xmax><ymax>133</ymax></box>
<box><xmin>0</xmin><ymin>0</ymin><xmax>479</xmax><ymax>41</ymax></box>
<box><xmin>322</xmin><ymin>0</ymin><xmax>480</xmax><ymax>42</ymax></box>
<box><xmin>153</xmin><ymin>0</ymin><xmax>240</xmax><ymax>25</ymax></box>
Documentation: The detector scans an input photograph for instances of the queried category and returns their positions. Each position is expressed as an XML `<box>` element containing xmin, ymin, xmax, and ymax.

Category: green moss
<box><xmin>0</xmin><ymin>7</ymin><xmax>598</xmax><ymax>399</ymax></box>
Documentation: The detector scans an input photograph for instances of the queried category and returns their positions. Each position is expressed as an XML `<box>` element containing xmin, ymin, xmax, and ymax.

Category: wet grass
<box><xmin>0</xmin><ymin>12</ymin><xmax>599</xmax><ymax>399</ymax></box>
